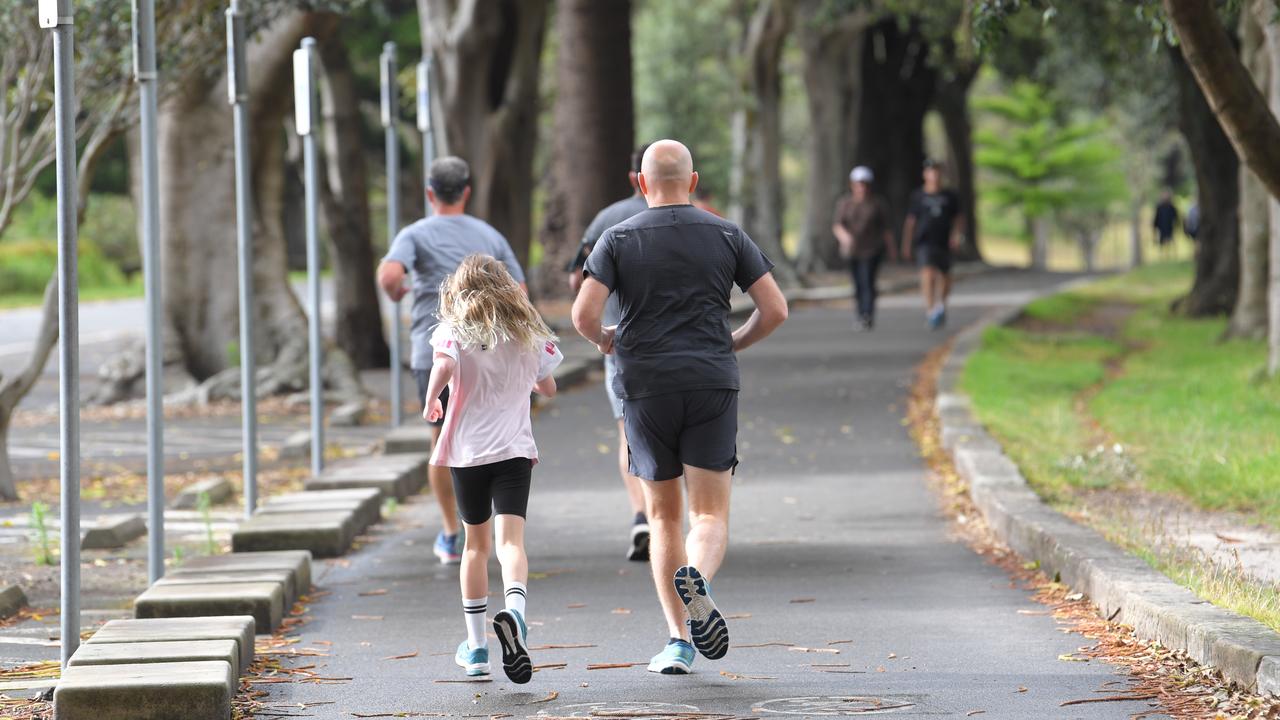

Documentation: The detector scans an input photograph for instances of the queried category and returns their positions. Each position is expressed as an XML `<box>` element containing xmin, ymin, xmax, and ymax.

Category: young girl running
<box><xmin>422</xmin><ymin>254</ymin><xmax>562</xmax><ymax>684</ymax></box>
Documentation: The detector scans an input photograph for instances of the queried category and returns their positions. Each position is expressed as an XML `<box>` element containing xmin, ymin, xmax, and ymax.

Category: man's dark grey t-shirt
<box><xmin>583</xmin><ymin>204</ymin><xmax>774</xmax><ymax>400</ymax></box>
<box><xmin>580</xmin><ymin>193</ymin><xmax>648</xmax><ymax>326</ymax></box>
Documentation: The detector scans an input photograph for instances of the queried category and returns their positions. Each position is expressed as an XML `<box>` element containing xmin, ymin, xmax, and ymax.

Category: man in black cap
<box><xmin>902</xmin><ymin>159</ymin><xmax>964</xmax><ymax>329</ymax></box>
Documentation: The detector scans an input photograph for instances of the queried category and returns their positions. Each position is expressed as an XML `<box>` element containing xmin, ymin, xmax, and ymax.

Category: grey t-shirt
<box><xmin>383</xmin><ymin>214</ymin><xmax>525</xmax><ymax>369</ymax></box>
<box><xmin>579</xmin><ymin>193</ymin><xmax>649</xmax><ymax>326</ymax></box>
<box><xmin>583</xmin><ymin>204</ymin><xmax>774</xmax><ymax>400</ymax></box>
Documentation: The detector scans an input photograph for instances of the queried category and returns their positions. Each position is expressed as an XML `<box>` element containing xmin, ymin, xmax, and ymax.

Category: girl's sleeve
<box><xmin>431</xmin><ymin>324</ymin><xmax>460</xmax><ymax>361</ymax></box>
<box><xmin>536</xmin><ymin>339</ymin><xmax>563</xmax><ymax>380</ymax></box>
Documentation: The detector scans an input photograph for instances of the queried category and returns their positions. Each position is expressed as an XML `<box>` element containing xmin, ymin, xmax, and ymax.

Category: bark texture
<box><xmin>856</xmin><ymin>18</ymin><xmax>937</xmax><ymax>255</ymax></box>
<box><xmin>1229</xmin><ymin>2</ymin><xmax>1270</xmax><ymax>340</ymax></box>
<box><xmin>318</xmin><ymin>35</ymin><xmax>390</xmax><ymax>369</ymax></box>
<box><xmin>1259</xmin><ymin>4</ymin><xmax>1280</xmax><ymax>374</ymax></box>
<box><xmin>1163</xmin><ymin>0</ymin><xmax>1280</xmax><ymax>201</ymax></box>
<box><xmin>538</xmin><ymin>0</ymin><xmax>634</xmax><ymax>296</ymax></box>
<box><xmin>1170</xmin><ymin>46</ymin><xmax>1241</xmax><ymax>317</ymax></box>
<box><xmin>794</xmin><ymin>4</ymin><xmax>871</xmax><ymax>272</ymax></box>
<box><xmin>735</xmin><ymin>0</ymin><xmax>800</xmax><ymax>287</ymax></box>
<box><xmin>419</xmin><ymin>0</ymin><xmax>549</xmax><ymax>266</ymax></box>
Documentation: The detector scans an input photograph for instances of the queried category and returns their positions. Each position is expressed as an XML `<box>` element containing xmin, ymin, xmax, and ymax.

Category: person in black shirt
<box><xmin>903</xmin><ymin>159</ymin><xmax>964</xmax><ymax>329</ymax></box>
<box><xmin>1153</xmin><ymin>190</ymin><xmax>1178</xmax><ymax>259</ymax></box>
<box><xmin>573</xmin><ymin>139</ymin><xmax>788</xmax><ymax>675</ymax></box>
<box><xmin>565</xmin><ymin>145</ymin><xmax>652</xmax><ymax>562</ymax></box>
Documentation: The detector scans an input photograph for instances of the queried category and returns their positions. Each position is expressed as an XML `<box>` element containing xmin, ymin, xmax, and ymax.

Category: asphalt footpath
<box><xmin>256</xmin><ymin>269</ymin><xmax>1166</xmax><ymax>719</ymax></box>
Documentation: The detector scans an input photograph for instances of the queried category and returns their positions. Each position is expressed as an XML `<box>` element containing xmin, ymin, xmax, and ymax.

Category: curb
<box><xmin>935</xmin><ymin>288</ymin><xmax>1280</xmax><ymax>697</ymax></box>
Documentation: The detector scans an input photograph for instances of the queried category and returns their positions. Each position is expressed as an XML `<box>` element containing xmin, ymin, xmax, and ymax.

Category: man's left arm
<box><xmin>733</xmin><ymin>273</ymin><xmax>788</xmax><ymax>352</ymax></box>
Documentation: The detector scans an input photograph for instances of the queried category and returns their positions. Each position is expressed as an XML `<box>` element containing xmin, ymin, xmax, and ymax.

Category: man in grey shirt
<box><xmin>378</xmin><ymin>156</ymin><xmax>526</xmax><ymax>566</ymax></box>
<box><xmin>566</xmin><ymin>143</ymin><xmax>651</xmax><ymax>563</ymax></box>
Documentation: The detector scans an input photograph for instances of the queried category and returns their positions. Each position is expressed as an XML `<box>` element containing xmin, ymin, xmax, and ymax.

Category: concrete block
<box><xmin>279</xmin><ymin>430</ymin><xmax>311</xmax><ymax>459</ymax></box>
<box><xmin>231</xmin><ymin>511</ymin><xmax>356</xmax><ymax>558</ymax></box>
<box><xmin>177</xmin><ymin>551</ymin><xmax>312</xmax><ymax>594</ymax></box>
<box><xmin>54</xmin><ymin>660</ymin><xmax>232</xmax><ymax>720</ymax></box>
<box><xmin>81</xmin><ymin>515</ymin><xmax>146</xmax><ymax>550</ymax></box>
<box><xmin>953</xmin><ymin>448</ymin><xmax>1023</xmax><ymax>488</ymax></box>
<box><xmin>171</xmin><ymin>477</ymin><xmax>233</xmax><ymax>510</ymax></box>
<box><xmin>383</xmin><ymin>424</ymin><xmax>432</xmax><ymax>454</ymax></box>
<box><xmin>940</xmin><ymin>423</ymin><xmax>998</xmax><ymax>452</ymax></box>
<box><xmin>935</xmin><ymin>392</ymin><xmax>971</xmax><ymax>412</ymax></box>
<box><xmin>158</xmin><ymin>569</ymin><xmax>297</xmax><ymax>607</ymax></box>
<box><xmin>134</xmin><ymin>581</ymin><xmax>285</xmax><ymax>634</ymax></box>
<box><xmin>68</xmin><ymin>638</ymin><xmax>242</xmax><ymax>677</ymax></box>
<box><xmin>1186</xmin><ymin>616</ymin><xmax>1280</xmax><ymax>689</ymax></box>
<box><xmin>85</xmin><ymin>616</ymin><xmax>254</xmax><ymax>679</ymax></box>
<box><xmin>0</xmin><ymin>584</ymin><xmax>27</xmax><ymax>619</ymax></box>
<box><xmin>1258</xmin><ymin>655</ymin><xmax>1279</xmax><ymax>697</ymax></box>
<box><xmin>305</xmin><ymin>472</ymin><xmax>405</xmax><ymax>500</ymax></box>
<box><xmin>261</xmin><ymin>488</ymin><xmax>381</xmax><ymax>529</ymax></box>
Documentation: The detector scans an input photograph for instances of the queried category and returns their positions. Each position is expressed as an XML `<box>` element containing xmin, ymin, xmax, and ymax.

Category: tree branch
<box><xmin>0</xmin><ymin>277</ymin><xmax>59</xmax><ymax>410</ymax></box>
<box><xmin>1163</xmin><ymin>0</ymin><xmax>1280</xmax><ymax>199</ymax></box>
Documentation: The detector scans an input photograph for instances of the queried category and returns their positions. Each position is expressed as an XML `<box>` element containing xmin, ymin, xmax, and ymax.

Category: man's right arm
<box><xmin>377</xmin><ymin>260</ymin><xmax>409</xmax><ymax>301</ymax></box>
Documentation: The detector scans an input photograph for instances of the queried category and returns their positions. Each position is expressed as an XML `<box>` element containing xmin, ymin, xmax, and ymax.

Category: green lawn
<box><xmin>959</xmin><ymin>261</ymin><xmax>1280</xmax><ymax>630</ymax></box>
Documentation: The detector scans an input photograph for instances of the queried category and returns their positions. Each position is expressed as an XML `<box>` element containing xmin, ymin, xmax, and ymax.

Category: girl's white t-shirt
<box><xmin>428</xmin><ymin>323</ymin><xmax>563</xmax><ymax>468</ymax></box>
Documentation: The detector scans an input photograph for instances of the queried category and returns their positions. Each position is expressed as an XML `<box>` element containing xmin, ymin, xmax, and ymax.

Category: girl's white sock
<box><xmin>462</xmin><ymin>597</ymin><xmax>487</xmax><ymax>649</ymax></box>
<box><xmin>504</xmin><ymin>581</ymin><xmax>527</xmax><ymax>618</ymax></box>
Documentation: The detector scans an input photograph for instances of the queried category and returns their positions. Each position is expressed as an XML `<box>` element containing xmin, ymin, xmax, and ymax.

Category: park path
<box><xmin>244</xmin><ymin>270</ymin><xmax>1164</xmax><ymax>719</ymax></box>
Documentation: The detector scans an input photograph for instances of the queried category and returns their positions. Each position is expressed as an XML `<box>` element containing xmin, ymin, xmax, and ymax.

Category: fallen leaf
<box><xmin>585</xmin><ymin>662</ymin><xmax>644</xmax><ymax>670</ymax></box>
<box><xmin>720</xmin><ymin>670</ymin><xmax>777</xmax><ymax>680</ymax></box>
<box><xmin>876</xmin><ymin>666</ymin><xmax>886</xmax><ymax>672</ymax></box>
<box><xmin>724</xmin><ymin>612</ymin><xmax>752</xmax><ymax>620</ymax></box>
<box><xmin>611</xmin><ymin>608</ymin><xmax>631</xmax><ymax>615</ymax></box>
<box><xmin>1057</xmin><ymin>654</ymin><xmax>1088</xmax><ymax>663</ymax></box>
<box><xmin>1015</xmin><ymin>686</ymin><xmax>1028</xmax><ymax>694</ymax></box>
<box><xmin>380</xmin><ymin>650</ymin><xmax>419</xmax><ymax>661</ymax></box>
<box><xmin>359</xmin><ymin>589</ymin><xmax>389</xmax><ymax>597</ymax></box>
<box><xmin>810</xmin><ymin>663</ymin><xmax>850</xmax><ymax>668</ymax></box>
<box><xmin>826</xmin><ymin>639</ymin><xmax>852</xmax><ymax>645</ymax></box>
<box><xmin>1060</xmin><ymin>694</ymin><xmax>1157</xmax><ymax>707</ymax></box>
<box><xmin>735</xmin><ymin>642</ymin><xmax>794</xmax><ymax>649</ymax></box>
<box><xmin>790</xmin><ymin>598</ymin><xmax>815</xmax><ymax>604</ymax></box>
<box><xmin>965</xmin><ymin>711</ymin><xmax>986</xmax><ymax>716</ymax></box>
<box><xmin>520</xmin><ymin>691</ymin><xmax>558</xmax><ymax>705</ymax></box>
<box><xmin>788</xmin><ymin>646</ymin><xmax>839</xmax><ymax>654</ymax></box>
<box><xmin>566</xmin><ymin>603</ymin><xmax>586</xmax><ymax>609</ymax></box>
<box><xmin>433</xmin><ymin>678</ymin><xmax>493</xmax><ymax>684</ymax></box>
<box><xmin>1215</xmin><ymin>532</ymin><xmax>1244</xmax><ymax>544</ymax></box>
<box><xmin>887</xmin><ymin>652</ymin><xmax>897</xmax><ymax>659</ymax></box>
<box><xmin>530</xmin><ymin>643</ymin><xmax>596</xmax><ymax>650</ymax></box>
<box><xmin>532</xmin><ymin>662</ymin><xmax>567</xmax><ymax>672</ymax></box>
<box><xmin>351</xmin><ymin>615</ymin><xmax>383</xmax><ymax>621</ymax></box>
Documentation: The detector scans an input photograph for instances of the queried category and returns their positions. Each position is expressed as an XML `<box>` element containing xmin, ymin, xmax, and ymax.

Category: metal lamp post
<box><xmin>294</xmin><ymin>38</ymin><xmax>324</xmax><ymax>477</ymax></box>
<box><xmin>381</xmin><ymin>43</ymin><xmax>402</xmax><ymax>428</ymax></box>
<box><xmin>131</xmin><ymin>0</ymin><xmax>165</xmax><ymax>584</ymax></box>
<box><xmin>416</xmin><ymin>57</ymin><xmax>435</xmax><ymax>204</ymax></box>
<box><xmin>38</xmin><ymin>0</ymin><xmax>81</xmax><ymax>668</ymax></box>
<box><xmin>228</xmin><ymin>0</ymin><xmax>258</xmax><ymax>516</ymax></box>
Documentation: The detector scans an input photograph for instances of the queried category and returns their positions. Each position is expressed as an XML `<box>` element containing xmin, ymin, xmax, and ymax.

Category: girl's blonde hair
<box><xmin>438</xmin><ymin>254</ymin><xmax>556</xmax><ymax>351</ymax></box>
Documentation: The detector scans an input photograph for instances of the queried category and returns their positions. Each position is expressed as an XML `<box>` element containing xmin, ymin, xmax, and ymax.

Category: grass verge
<box><xmin>960</xmin><ymin>260</ymin><xmax>1280</xmax><ymax>632</ymax></box>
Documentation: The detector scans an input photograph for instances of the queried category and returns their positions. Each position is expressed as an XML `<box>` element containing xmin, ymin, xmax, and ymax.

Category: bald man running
<box><xmin>573</xmin><ymin>140</ymin><xmax>789</xmax><ymax>675</ymax></box>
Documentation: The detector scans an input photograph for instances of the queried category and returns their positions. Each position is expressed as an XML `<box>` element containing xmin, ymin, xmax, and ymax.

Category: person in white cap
<box><xmin>832</xmin><ymin>166</ymin><xmax>894</xmax><ymax>330</ymax></box>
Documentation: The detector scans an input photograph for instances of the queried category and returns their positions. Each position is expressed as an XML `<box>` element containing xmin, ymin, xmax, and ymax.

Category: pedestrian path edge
<box><xmin>935</xmin><ymin>293</ymin><xmax>1280</xmax><ymax>698</ymax></box>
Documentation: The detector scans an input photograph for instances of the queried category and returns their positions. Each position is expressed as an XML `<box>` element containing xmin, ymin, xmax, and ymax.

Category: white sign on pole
<box><xmin>416</xmin><ymin>60</ymin><xmax>430</xmax><ymax>134</ymax></box>
<box><xmin>293</xmin><ymin>46</ymin><xmax>314</xmax><ymax>136</ymax></box>
<box><xmin>39</xmin><ymin>0</ymin><xmax>67</xmax><ymax>28</ymax></box>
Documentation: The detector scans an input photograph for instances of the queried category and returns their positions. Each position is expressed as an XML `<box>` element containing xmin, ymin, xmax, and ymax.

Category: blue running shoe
<box><xmin>454</xmin><ymin>640</ymin><xmax>490</xmax><ymax>676</ymax></box>
<box><xmin>434</xmin><ymin>531</ymin><xmax>461</xmax><ymax>565</ymax></box>
<box><xmin>673</xmin><ymin>566</ymin><xmax>729</xmax><ymax>660</ymax></box>
<box><xmin>493</xmin><ymin>609</ymin><xmax>532</xmax><ymax>684</ymax></box>
<box><xmin>647</xmin><ymin>638</ymin><xmax>695</xmax><ymax>674</ymax></box>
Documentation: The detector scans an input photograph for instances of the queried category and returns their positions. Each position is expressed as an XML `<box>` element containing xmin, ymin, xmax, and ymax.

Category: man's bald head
<box><xmin>638</xmin><ymin>139</ymin><xmax>698</xmax><ymax>206</ymax></box>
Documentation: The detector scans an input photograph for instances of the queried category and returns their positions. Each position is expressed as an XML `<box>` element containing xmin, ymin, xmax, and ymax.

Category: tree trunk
<box><xmin>538</xmin><ymin>0</ymin><xmax>634</xmax><ymax>297</ymax></box>
<box><xmin>317</xmin><ymin>35</ymin><xmax>390</xmax><ymax>370</ymax></box>
<box><xmin>419</xmin><ymin>0</ymin><xmax>549</xmax><ymax>268</ymax></box>
<box><xmin>1228</xmin><ymin>2</ymin><xmax>1270</xmax><ymax>340</ymax></box>
<box><xmin>1259</xmin><ymin>3</ymin><xmax>1280</xmax><ymax>374</ymax></box>
<box><xmin>1077</xmin><ymin>229</ymin><xmax>1097</xmax><ymax>273</ymax></box>
<box><xmin>0</xmin><ymin>278</ymin><xmax>57</xmax><ymax>501</ymax></box>
<box><xmin>1129</xmin><ymin>201</ymin><xmax>1144</xmax><ymax>269</ymax></box>
<box><xmin>1163</xmin><ymin>0</ymin><xmax>1280</xmax><ymax>202</ymax></box>
<box><xmin>794</xmin><ymin>3</ymin><xmax>871</xmax><ymax>273</ymax></box>
<box><xmin>732</xmin><ymin>0</ymin><xmax>798</xmax><ymax>285</ymax></box>
<box><xmin>855</xmin><ymin>18</ymin><xmax>937</xmax><ymax>257</ymax></box>
<box><xmin>936</xmin><ymin>64</ymin><xmax>981</xmax><ymax>262</ymax></box>
<box><xmin>93</xmin><ymin>12</ymin><xmax>366</xmax><ymax>407</ymax></box>
<box><xmin>1170</xmin><ymin>46</ymin><xmax>1241</xmax><ymax>317</ymax></box>
<box><xmin>1030</xmin><ymin>216</ymin><xmax>1050</xmax><ymax>270</ymax></box>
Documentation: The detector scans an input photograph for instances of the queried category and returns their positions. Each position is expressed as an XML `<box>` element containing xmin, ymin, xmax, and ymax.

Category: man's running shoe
<box><xmin>646</xmin><ymin>638</ymin><xmax>695</xmax><ymax>674</ymax></box>
<box><xmin>493</xmin><ymin>609</ymin><xmax>532</xmax><ymax>684</ymax></box>
<box><xmin>673</xmin><ymin>566</ymin><xmax>729</xmax><ymax>660</ymax></box>
<box><xmin>454</xmin><ymin>640</ymin><xmax>490</xmax><ymax>676</ymax></box>
<box><xmin>435</xmin><ymin>531</ymin><xmax>461</xmax><ymax>565</ymax></box>
<box><xmin>927</xmin><ymin>306</ymin><xmax>943</xmax><ymax>330</ymax></box>
<box><xmin>628</xmin><ymin>518</ymin><xmax>650</xmax><ymax>562</ymax></box>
